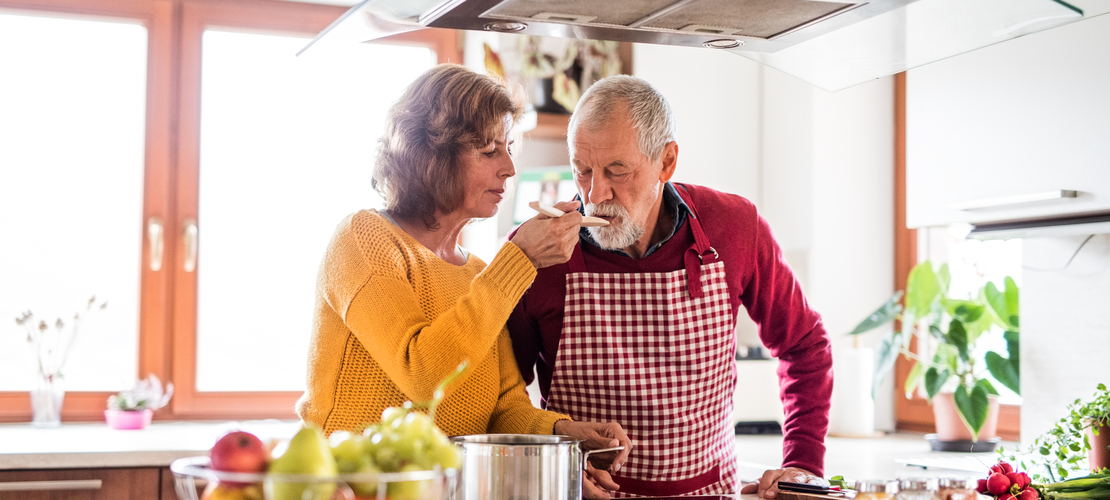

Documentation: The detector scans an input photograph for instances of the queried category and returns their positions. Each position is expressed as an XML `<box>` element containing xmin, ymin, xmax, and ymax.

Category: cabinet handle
<box><xmin>0</xmin><ymin>479</ymin><xmax>102</xmax><ymax>491</ymax></box>
<box><xmin>147</xmin><ymin>216</ymin><xmax>164</xmax><ymax>271</ymax></box>
<box><xmin>183</xmin><ymin>218</ymin><xmax>198</xmax><ymax>273</ymax></box>
<box><xmin>947</xmin><ymin>189</ymin><xmax>1078</xmax><ymax>211</ymax></box>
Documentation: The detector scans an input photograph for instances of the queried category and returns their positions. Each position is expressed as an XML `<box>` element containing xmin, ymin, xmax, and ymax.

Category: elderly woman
<box><xmin>295</xmin><ymin>64</ymin><xmax>628</xmax><ymax>497</ymax></box>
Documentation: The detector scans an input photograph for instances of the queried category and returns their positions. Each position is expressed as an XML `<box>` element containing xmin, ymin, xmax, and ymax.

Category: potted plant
<box><xmin>1001</xmin><ymin>383</ymin><xmax>1110</xmax><ymax>481</ymax></box>
<box><xmin>105</xmin><ymin>374</ymin><xmax>173</xmax><ymax>430</ymax></box>
<box><xmin>848</xmin><ymin>260</ymin><xmax>1020</xmax><ymax>444</ymax></box>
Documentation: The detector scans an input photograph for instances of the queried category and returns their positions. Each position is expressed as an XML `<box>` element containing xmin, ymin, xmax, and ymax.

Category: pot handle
<box><xmin>582</xmin><ymin>446</ymin><xmax>625</xmax><ymax>470</ymax></box>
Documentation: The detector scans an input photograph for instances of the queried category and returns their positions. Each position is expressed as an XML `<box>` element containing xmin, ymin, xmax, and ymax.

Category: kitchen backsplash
<box><xmin>1022</xmin><ymin>233</ymin><xmax>1110</xmax><ymax>440</ymax></box>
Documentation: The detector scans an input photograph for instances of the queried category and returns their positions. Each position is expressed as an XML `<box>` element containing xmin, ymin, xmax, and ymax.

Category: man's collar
<box><xmin>576</xmin><ymin>182</ymin><xmax>691</xmax><ymax>258</ymax></box>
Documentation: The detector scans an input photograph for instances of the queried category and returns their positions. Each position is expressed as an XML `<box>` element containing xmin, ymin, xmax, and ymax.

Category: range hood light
<box><xmin>483</xmin><ymin>21</ymin><xmax>527</xmax><ymax>32</ymax></box>
<box><xmin>704</xmin><ymin>39</ymin><xmax>744</xmax><ymax>49</ymax></box>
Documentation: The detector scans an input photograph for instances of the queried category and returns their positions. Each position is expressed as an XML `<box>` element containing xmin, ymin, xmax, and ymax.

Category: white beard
<box><xmin>585</xmin><ymin>202</ymin><xmax>644</xmax><ymax>251</ymax></box>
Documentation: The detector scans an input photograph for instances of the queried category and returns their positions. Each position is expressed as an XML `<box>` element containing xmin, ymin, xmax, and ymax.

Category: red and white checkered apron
<box><xmin>546</xmin><ymin>196</ymin><xmax>739</xmax><ymax>497</ymax></box>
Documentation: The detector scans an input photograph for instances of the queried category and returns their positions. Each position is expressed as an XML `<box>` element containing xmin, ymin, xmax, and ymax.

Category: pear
<box><xmin>266</xmin><ymin>425</ymin><xmax>338</xmax><ymax>500</ymax></box>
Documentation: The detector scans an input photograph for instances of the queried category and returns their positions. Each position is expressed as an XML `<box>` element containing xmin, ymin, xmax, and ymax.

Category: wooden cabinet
<box><xmin>0</xmin><ymin>468</ymin><xmax>163</xmax><ymax>500</ymax></box>
<box><xmin>905</xmin><ymin>13</ymin><xmax>1110</xmax><ymax>229</ymax></box>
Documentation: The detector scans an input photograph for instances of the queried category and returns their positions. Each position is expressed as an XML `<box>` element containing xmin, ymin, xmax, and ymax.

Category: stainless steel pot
<box><xmin>449</xmin><ymin>434</ymin><xmax>622</xmax><ymax>500</ymax></box>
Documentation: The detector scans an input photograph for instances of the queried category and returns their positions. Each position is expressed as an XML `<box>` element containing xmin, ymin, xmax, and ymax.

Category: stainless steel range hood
<box><xmin>300</xmin><ymin>0</ymin><xmax>1097</xmax><ymax>91</ymax></box>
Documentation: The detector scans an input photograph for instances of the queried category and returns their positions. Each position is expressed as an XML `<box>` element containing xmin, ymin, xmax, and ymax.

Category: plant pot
<box><xmin>105</xmin><ymin>409</ymin><xmax>153</xmax><ymax>430</ymax></box>
<box><xmin>933</xmin><ymin>392</ymin><xmax>1000</xmax><ymax>441</ymax></box>
<box><xmin>1088</xmin><ymin>419</ymin><xmax>1110</xmax><ymax>472</ymax></box>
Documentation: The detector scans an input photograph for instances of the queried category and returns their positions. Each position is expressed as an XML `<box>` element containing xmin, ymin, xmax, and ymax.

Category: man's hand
<box><xmin>584</xmin><ymin>463</ymin><xmax>620</xmax><ymax>499</ymax></box>
<box><xmin>740</xmin><ymin>467</ymin><xmax>825</xmax><ymax>499</ymax></box>
<box><xmin>552</xmin><ymin>420</ymin><xmax>633</xmax><ymax>471</ymax></box>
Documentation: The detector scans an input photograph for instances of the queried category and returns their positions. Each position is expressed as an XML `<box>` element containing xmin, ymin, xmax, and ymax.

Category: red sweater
<box><xmin>508</xmin><ymin>183</ymin><xmax>833</xmax><ymax>477</ymax></box>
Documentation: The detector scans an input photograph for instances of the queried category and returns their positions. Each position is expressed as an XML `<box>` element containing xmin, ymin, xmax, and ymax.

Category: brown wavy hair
<box><xmin>372</xmin><ymin>64</ymin><xmax>524</xmax><ymax>230</ymax></box>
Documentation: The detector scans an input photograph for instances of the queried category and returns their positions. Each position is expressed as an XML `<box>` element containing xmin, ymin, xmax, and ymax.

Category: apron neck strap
<box><xmin>674</xmin><ymin>184</ymin><xmax>717</xmax><ymax>298</ymax></box>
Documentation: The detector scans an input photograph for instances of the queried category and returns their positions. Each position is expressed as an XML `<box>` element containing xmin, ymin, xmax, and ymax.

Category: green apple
<box><xmin>266</xmin><ymin>425</ymin><xmax>337</xmax><ymax>500</ymax></box>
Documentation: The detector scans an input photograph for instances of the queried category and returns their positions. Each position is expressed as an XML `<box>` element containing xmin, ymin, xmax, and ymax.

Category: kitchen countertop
<box><xmin>0</xmin><ymin>420</ymin><xmax>301</xmax><ymax>469</ymax></box>
<box><xmin>0</xmin><ymin>421</ymin><xmax>1009</xmax><ymax>480</ymax></box>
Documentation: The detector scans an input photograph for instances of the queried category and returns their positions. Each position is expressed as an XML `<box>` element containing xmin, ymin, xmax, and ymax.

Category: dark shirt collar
<box><xmin>577</xmin><ymin>182</ymin><xmax>691</xmax><ymax>258</ymax></box>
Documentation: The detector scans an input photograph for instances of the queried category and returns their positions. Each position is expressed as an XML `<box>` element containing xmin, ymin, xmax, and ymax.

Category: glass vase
<box><xmin>31</xmin><ymin>374</ymin><xmax>65</xmax><ymax>428</ymax></box>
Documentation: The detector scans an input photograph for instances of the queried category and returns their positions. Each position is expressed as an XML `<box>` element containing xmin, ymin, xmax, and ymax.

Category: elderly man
<box><xmin>508</xmin><ymin>75</ymin><xmax>833</xmax><ymax>498</ymax></box>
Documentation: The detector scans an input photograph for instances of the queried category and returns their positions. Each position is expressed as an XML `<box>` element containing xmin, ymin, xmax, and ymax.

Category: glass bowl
<box><xmin>170</xmin><ymin>456</ymin><xmax>457</xmax><ymax>500</ymax></box>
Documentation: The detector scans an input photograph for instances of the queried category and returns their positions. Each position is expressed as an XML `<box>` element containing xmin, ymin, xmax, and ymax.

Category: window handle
<box><xmin>183</xmin><ymin>218</ymin><xmax>198</xmax><ymax>272</ymax></box>
<box><xmin>147</xmin><ymin>216</ymin><xmax>164</xmax><ymax>271</ymax></box>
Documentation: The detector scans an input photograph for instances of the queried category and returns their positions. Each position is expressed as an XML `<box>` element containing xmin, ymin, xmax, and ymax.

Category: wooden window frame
<box><xmin>893</xmin><ymin>72</ymin><xmax>1020</xmax><ymax>440</ymax></box>
<box><xmin>0</xmin><ymin>0</ymin><xmax>458</xmax><ymax>423</ymax></box>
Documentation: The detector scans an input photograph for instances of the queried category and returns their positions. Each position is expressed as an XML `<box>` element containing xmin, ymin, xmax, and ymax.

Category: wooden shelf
<box><xmin>526</xmin><ymin>112</ymin><xmax>571</xmax><ymax>140</ymax></box>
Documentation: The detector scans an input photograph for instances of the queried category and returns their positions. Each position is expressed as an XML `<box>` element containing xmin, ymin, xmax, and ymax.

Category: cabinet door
<box><xmin>0</xmin><ymin>468</ymin><xmax>161</xmax><ymax>500</ymax></box>
<box><xmin>906</xmin><ymin>13</ymin><xmax>1110</xmax><ymax>228</ymax></box>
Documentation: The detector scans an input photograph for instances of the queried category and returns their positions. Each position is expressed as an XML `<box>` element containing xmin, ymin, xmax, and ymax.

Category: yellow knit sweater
<box><xmin>296</xmin><ymin>209</ymin><xmax>568</xmax><ymax>436</ymax></box>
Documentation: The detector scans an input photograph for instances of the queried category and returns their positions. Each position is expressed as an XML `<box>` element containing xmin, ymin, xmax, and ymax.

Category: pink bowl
<box><xmin>104</xmin><ymin>409</ymin><xmax>153</xmax><ymax>430</ymax></box>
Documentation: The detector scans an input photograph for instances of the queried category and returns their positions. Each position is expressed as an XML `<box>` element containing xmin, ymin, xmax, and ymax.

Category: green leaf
<box><xmin>873</xmin><ymin>333</ymin><xmax>899</xmax><ymax>399</ymax></box>
<box><xmin>977</xmin><ymin>378</ymin><xmax>1000</xmax><ymax>396</ymax></box>
<box><xmin>1004</xmin><ymin>330</ymin><xmax>1020</xmax><ymax>367</ymax></box>
<box><xmin>949</xmin><ymin>301</ymin><xmax>985</xmax><ymax>323</ymax></box>
<box><xmin>906</xmin><ymin>262</ymin><xmax>940</xmax><ymax>318</ymax></box>
<box><xmin>954</xmin><ymin>383</ymin><xmax>990</xmax><ymax>441</ymax></box>
<box><xmin>928</xmin><ymin>324</ymin><xmax>946</xmax><ymax>343</ymax></box>
<box><xmin>946</xmin><ymin>319</ymin><xmax>970</xmax><ymax>363</ymax></box>
<box><xmin>848</xmin><ymin>291</ymin><xmax>904</xmax><ymax>335</ymax></box>
<box><xmin>905</xmin><ymin>362</ymin><xmax>925</xmax><ymax>398</ymax></box>
<box><xmin>925</xmin><ymin>367</ymin><xmax>950</xmax><ymax>400</ymax></box>
<box><xmin>985</xmin><ymin>281</ymin><xmax>1009</xmax><ymax>324</ymax></box>
<box><xmin>986</xmin><ymin>351</ymin><xmax>1021</xmax><ymax>395</ymax></box>
<box><xmin>1004</xmin><ymin>276</ymin><xmax>1020</xmax><ymax>329</ymax></box>
<box><xmin>938</xmin><ymin>263</ymin><xmax>951</xmax><ymax>295</ymax></box>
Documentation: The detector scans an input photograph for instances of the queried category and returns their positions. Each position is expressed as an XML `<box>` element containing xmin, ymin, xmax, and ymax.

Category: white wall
<box><xmin>1022</xmin><ymin>235</ymin><xmax>1110</xmax><ymax>440</ymax></box>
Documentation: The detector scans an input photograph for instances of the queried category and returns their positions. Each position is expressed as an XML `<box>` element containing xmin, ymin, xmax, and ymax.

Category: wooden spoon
<box><xmin>528</xmin><ymin>201</ymin><xmax>609</xmax><ymax>227</ymax></box>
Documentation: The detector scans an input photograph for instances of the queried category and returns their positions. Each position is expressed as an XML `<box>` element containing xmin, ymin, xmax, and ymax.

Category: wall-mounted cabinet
<box><xmin>906</xmin><ymin>13</ymin><xmax>1110</xmax><ymax>229</ymax></box>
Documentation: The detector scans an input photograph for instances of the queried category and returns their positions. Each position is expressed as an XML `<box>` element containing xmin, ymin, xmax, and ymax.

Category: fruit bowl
<box><xmin>170</xmin><ymin>456</ymin><xmax>457</xmax><ymax>500</ymax></box>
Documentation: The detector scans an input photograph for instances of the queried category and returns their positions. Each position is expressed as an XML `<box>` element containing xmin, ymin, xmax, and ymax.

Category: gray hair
<box><xmin>567</xmin><ymin>75</ymin><xmax>677</xmax><ymax>163</ymax></box>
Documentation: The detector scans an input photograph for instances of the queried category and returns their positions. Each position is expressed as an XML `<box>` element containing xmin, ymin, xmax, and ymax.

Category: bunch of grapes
<box><xmin>327</xmin><ymin>362</ymin><xmax>467</xmax><ymax>500</ymax></box>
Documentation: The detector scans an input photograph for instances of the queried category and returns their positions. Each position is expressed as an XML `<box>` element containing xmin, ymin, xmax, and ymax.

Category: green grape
<box><xmin>346</xmin><ymin>457</ymin><xmax>381</xmax><ymax>498</ymax></box>
<box><xmin>387</xmin><ymin>463</ymin><xmax>432</xmax><ymax>500</ymax></box>
<box><xmin>330</xmin><ymin>433</ymin><xmax>368</xmax><ymax>473</ymax></box>
<box><xmin>399</xmin><ymin>412</ymin><xmax>433</xmax><ymax>438</ymax></box>
<box><xmin>372</xmin><ymin>432</ymin><xmax>402</xmax><ymax>472</ymax></box>
<box><xmin>387</xmin><ymin>430</ymin><xmax>424</xmax><ymax>463</ymax></box>
<box><xmin>381</xmin><ymin>406</ymin><xmax>407</xmax><ymax>427</ymax></box>
<box><xmin>423</xmin><ymin>442</ymin><xmax>462</xmax><ymax>470</ymax></box>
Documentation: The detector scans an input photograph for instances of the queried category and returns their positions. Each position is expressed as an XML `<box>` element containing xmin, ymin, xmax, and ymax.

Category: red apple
<box><xmin>210</xmin><ymin>431</ymin><xmax>268</xmax><ymax>486</ymax></box>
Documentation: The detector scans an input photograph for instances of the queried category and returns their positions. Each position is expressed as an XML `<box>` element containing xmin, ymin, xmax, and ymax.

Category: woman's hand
<box><xmin>552</xmin><ymin>419</ymin><xmax>633</xmax><ymax>471</ymax></box>
<box><xmin>511</xmin><ymin>200</ymin><xmax>583</xmax><ymax>268</ymax></box>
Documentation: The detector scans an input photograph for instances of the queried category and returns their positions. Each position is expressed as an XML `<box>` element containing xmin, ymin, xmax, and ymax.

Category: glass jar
<box><xmin>937</xmin><ymin>478</ymin><xmax>978</xmax><ymax>500</ymax></box>
<box><xmin>895</xmin><ymin>478</ymin><xmax>940</xmax><ymax>500</ymax></box>
<box><xmin>856</xmin><ymin>480</ymin><xmax>898</xmax><ymax>500</ymax></box>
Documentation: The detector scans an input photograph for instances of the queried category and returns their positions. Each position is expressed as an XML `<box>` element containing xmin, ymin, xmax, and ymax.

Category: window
<box><xmin>0</xmin><ymin>0</ymin><xmax>458</xmax><ymax>422</ymax></box>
